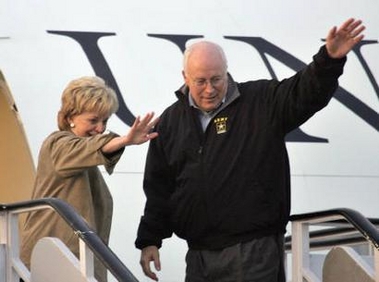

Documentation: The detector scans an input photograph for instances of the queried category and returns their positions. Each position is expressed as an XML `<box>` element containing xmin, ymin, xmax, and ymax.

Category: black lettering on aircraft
<box><xmin>47</xmin><ymin>31</ymin><xmax>379</xmax><ymax>142</ymax></box>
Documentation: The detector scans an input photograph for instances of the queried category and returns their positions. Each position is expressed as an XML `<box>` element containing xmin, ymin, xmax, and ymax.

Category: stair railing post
<box><xmin>79</xmin><ymin>237</ymin><xmax>96</xmax><ymax>281</ymax></box>
<box><xmin>291</xmin><ymin>220</ymin><xmax>310</xmax><ymax>282</ymax></box>
<box><xmin>6</xmin><ymin>212</ymin><xmax>20</xmax><ymax>282</ymax></box>
<box><xmin>374</xmin><ymin>246</ymin><xmax>379</xmax><ymax>282</ymax></box>
<box><xmin>0</xmin><ymin>210</ymin><xmax>7</xmax><ymax>282</ymax></box>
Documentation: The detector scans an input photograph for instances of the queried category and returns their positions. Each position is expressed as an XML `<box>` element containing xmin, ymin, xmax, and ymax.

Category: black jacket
<box><xmin>135</xmin><ymin>46</ymin><xmax>346</xmax><ymax>250</ymax></box>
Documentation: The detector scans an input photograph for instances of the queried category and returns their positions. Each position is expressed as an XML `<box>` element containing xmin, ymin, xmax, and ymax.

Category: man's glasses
<box><xmin>190</xmin><ymin>75</ymin><xmax>226</xmax><ymax>88</ymax></box>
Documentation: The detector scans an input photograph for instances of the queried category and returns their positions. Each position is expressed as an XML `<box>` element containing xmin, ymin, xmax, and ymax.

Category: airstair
<box><xmin>1</xmin><ymin>198</ymin><xmax>379</xmax><ymax>282</ymax></box>
<box><xmin>0</xmin><ymin>198</ymin><xmax>138</xmax><ymax>282</ymax></box>
<box><xmin>286</xmin><ymin>208</ymin><xmax>379</xmax><ymax>282</ymax></box>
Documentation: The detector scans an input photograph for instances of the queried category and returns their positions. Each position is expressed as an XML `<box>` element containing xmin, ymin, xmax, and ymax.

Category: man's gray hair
<box><xmin>183</xmin><ymin>40</ymin><xmax>228</xmax><ymax>74</ymax></box>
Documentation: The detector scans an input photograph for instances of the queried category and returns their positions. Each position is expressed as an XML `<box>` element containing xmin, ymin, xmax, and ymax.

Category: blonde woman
<box><xmin>21</xmin><ymin>76</ymin><xmax>158</xmax><ymax>281</ymax></box>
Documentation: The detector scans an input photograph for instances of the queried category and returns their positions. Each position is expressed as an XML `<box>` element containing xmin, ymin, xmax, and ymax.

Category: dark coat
<box><xmin>136</xmin><ymin>46</ymin><xmax>346</xmax><ymax>250</ymax></box>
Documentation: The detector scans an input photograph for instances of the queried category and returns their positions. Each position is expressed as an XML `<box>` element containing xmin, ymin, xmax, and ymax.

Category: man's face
<box><xmin>183</xmin><ymin>49</ymin><xmax>228</xmax><ymax>112</ymax></box>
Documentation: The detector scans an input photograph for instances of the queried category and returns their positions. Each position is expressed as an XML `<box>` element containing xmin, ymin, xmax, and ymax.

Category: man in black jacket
<box><xmin>135</xmin><ymin>18</ymin><xmax>365</xmax><ymax>282</ymax></box>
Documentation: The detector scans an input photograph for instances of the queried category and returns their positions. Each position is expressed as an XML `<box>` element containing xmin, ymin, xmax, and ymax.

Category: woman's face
<box><xmin>68</xmin><ymin>111</ymin><xmax>109</xmax><ymax>137</ymax></box>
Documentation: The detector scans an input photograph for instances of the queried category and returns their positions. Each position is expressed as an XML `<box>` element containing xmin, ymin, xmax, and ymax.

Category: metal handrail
<box><xmin>288</xmin><ymin>208</ymin><xmax>379</xmax><ymax>250</ymax></box>
<box><xmin>1</xmin><ymin>197</ymin><xmax>139</xmax><ymax>282</ymax></box>
<box><xmin>287</xmin><ymin>208</ymin><xmax>379</xmax><ymax>282</ymax></box>
<box><xmin>285</xmin><ymin>226</ymin><xmax>379</xmax><ymax>250</ymax></box>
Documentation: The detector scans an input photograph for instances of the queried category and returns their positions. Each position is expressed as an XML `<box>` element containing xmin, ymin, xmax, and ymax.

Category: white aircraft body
<box><xmin>0</xmin><ymin>1</ymin><xmax>378</xmax><ymax>281</ymax></box>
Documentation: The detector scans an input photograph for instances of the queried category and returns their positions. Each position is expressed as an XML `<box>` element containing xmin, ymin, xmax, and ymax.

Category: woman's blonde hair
<box><xmin>57</xmin><ymin>76</ymin><xmax>119</xmax><ymax>131</ymax></box>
